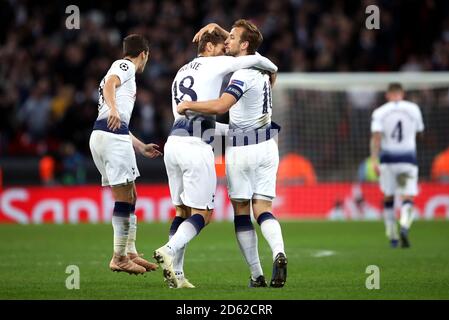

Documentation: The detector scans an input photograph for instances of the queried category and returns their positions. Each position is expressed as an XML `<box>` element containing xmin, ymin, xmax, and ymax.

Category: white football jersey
<box><xmin>170</xmin><ymin>54</ymin><xmax>277</xmax><ymax>140</ymax></box>
<box><xmin>225</xmin><ymin>68</ymin><xmax>272</xmax><ymax>130</ymax></box>
<box><xmin>96</xmin><ymin>59</ymin><xmax>136</xmax><ymax>126</ymax></box>
<box><xmin>371</xmin><ymin>100</ymin><xmax>424</xmax><ymax>154</ymax></box>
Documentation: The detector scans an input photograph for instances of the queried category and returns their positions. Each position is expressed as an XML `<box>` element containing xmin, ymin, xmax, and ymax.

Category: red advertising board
<box><xmin>1</xmin><ymin>183</ymin><xmax>448</xmax><ymax>223</ymax></box>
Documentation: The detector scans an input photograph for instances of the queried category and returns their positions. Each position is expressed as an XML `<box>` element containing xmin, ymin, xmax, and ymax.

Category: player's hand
<box><xmin>140</xmin><ymin>143</ymin><xmax>162</xmax><ymax>159</ymax></box>
<box><xmin>192</xmin><ymin>23</ymin><xmax>219</xmax><ymax>43</ymax></box>
<box><xmin>372</xmin><ymin>160</ymin><xmax>380</xmax><ymax>177</ymax></box>
<box><xmin>107</xmin><ymin>108</ymin><xmax>121</xmax><ymax>131</ymax></box>
<box><xmin>177</xmin><ymin>101</ymin><xmax>189</xmax><ymax>115</ymax></box>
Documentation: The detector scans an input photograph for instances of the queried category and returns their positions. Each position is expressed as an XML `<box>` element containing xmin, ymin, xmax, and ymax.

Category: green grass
<box><xmin>0</xmin><ymin>221</ymin><xmax>448</xmax><ymax>300</ymax></box>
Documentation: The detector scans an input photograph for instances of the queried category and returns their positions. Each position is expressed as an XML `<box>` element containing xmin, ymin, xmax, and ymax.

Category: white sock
<box><xmin>236</xmin><ymin>229</ymin><xmax>263</xmax><ymax>279</ymax></box>
<box><xmin>259</xmin><ymin>218</ymin><xmax>285</xmax><ymax>261</ymax></box>
<box><xmin>384</xmin><ymin>207</ymin><xmax>398</xmax><ymax>240</ymax></box>
<box><xmin>112</xmin><ymin>216</ymin><xmax>129</xmax><ymax>256</ymax></box>
<box><xmin>166</xmin><ymin>221</ymin><xmax>199</xmax><ymax>255</ymax></box>
<box><xmin>169</xmin><ymin>233</ymin><xmax>186</xmax><ymax>277</ymax></box>
<box><xmin>400</xmin><ymin>202</ymin><xmax>415</xmax><ymax>230</ymax></box>
<box><xmin>126</xmin><ymin>214</ymin><xmax>138</xmax><ymax>255</ymax></box>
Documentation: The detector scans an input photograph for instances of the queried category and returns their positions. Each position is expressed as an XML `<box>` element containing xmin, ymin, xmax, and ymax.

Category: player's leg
<box><xmin>110</xmin><ymin>183</ymin><xmax>146</xmax><ymax>274</ymax></box>
<box><xmin>227</xmin><ymin>145</ymin><xmax>265</xmax><ymax>287</ymax></box>
<box><xmin>382</xmin><ymin>196</ymin><xmax>398</xmax><ymax>247</ymax></box>
<box><xmin>89</xmin><ymin>131</ymin><xmax>145</xmax><ymax>274</ymax></box>
<box><xmin>397</xmin><ymin>164</ymin><xmax>419</xmax><ymax>248</ymax></box>
<box><xmin>232</xmin><ymin>199</ymin><xmax>266</xmax><ymax>287</ymax></box>
<box><xmin>154</xmin><ymin>208</ymin><xmax>211</xmax><ymax>288</ymax></box>
<box><xmin>379</xmin><ymin>164</ymin><xmax>399</xmax><ymax>247</ymax></box>
<box><xmin>125</xmin><ymin>183</ymin><xmax>158</xmax><ymax>271</ymax></box>
<box><xmin>252</xmin><ymin>198</ymin><xmax>287</xmax><ymax>288</ymax></box>
<box><xmin>169</xmin><ymin>205</ymin><xmax>192</xmax><ymax>287</ymax></box>
<box><xmin>252</xmin><ymin>139</ymin><xmax>286</xmax><ymax>288</ymax></box>
<box><xmin>154</xmin><ymin>138</ymin><xmax>215</xmax><ymax>287</ymax></box>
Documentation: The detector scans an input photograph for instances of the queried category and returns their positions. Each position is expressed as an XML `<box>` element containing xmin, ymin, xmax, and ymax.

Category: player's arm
<box><xmin>103</xmin><ymin>75</ymin><xmax>122</xmax><ymax>131</ymax></box>
<box><xmin>370</xmin><ymin>132</ymin><xmax>382</xmax><ymax>161</ymax></box>
<box><xmin>129</xmin><ymin>132</ymin><xmax>162</xmax><ymax>159</ymax></box>
<box><xmin>192</xmin><ymin>23</ymin><xmax>229</xmax><ymax>43</ymax></box>
<box><xmin>370</xmin><ymin>132</ymin><xmax>381</xmax><ymax>176</ymax></box>
<box><xmin>218</xmin><ymin>55</ymin><xmax>278</xmax><ymax>74</ymax></box>
<box><xmin>177</xmin><ymin>93</ymin><xmax>236</xmax><ymax>115</ymax></box>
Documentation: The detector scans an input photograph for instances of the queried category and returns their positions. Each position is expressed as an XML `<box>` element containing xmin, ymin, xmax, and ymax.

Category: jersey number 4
<box><xmin>391</xmin><ymin>120</ymin><xmax>403</xmax><ymax>142</ymax></box>
<box><xmin>173</xmin><ymin>76</ymin><xmax>197</xmax><ymax>104</ymax></box>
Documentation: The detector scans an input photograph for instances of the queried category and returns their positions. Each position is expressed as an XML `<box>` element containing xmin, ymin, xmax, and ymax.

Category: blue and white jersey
<box><xmin>96</xmin><ymin>59</ymin><xmax>136</xmax><ymax>127</ymax></box>
<box><xmin>224</xmin><ymin>68</ymin><xmax>272</xmax><ymax>131</ymax></box>
<box><xmin>170</xmin><ymin>54</ymin><xmax>277</xmax><ymax>142</ymax></box>
<box><xmin>371</xmin><ymin>100</ymin><xmax>424</xmax><ymax>164</ymax></box>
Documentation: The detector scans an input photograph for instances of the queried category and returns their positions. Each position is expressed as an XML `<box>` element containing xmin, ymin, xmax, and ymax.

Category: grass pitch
<box><xmin>0</xmin><ymin>221</ymin><xmax>448</xmax><ymax>300</ymax></box>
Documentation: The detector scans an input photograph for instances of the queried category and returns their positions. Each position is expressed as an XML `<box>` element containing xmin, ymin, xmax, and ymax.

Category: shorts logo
<box><xmin>132</xmin><ymin>167</ymin><xmax>135</xmax><ymax>175</ymax></box>
<box><xmin>120</xmin><ymin>63</ymin><xmax>129</xmax><ymax>71</ymax></box>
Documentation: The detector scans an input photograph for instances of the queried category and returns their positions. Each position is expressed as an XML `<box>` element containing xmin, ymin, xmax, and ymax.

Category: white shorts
<box><xmin>226</xmin><ymin>138</ymin><xmax>279</xmax><ymax>200</ymax></box>
<box><xmin>379</xmin><ymin>163</ymin><xmax>419</xmax><ymax>197</ymax></box>
<box><xmin>89</xmin><ymin>130</ymin><xmax>139</xmax><ymax>187</ymax></box>
<box><xmin>164</xmin><ymin>136</ymin><xmax>216</xmax><ymax>210</ymax></box>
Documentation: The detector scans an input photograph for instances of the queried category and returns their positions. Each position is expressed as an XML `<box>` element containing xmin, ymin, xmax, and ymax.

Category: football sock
<box><xmin>383</xmin><ymin>199</ymin><xmax>398</xmax><ymax>240</ymax></box>
<box><xmin>400</xmin><ymin>200</ymin><xmax>415</xmax><ymax>230</ymax></box>
<box><xmin>257</xmin><ymin>212</ymin><xmax>286</xmax><ymax>261</ymax></box>
<box><xmin>126</xmin><ymin>204</ymin><xmax>138</xmax><ymax>255</ymax></box>
<box><xmin>234</xmin><ymin>215</ymin><xmax>263</xmax><ymax>280</ymax></box>
<box><xmin>169</xmin><ymin>216</ymin><xmax>187</xmax><ymax>277</ymax></box>
<box><xmin>112</xmin><ymin>202</ymin><xmax>131</xmax><ymax>257</ymax></box>
<box><xmin>166</xmin><ymin>214</ymin><xmax>205</xmax><ymax>255</ymax></box>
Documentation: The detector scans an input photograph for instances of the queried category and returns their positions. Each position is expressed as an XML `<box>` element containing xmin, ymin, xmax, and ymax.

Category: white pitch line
<box><xmin>311</xmin><ymin>250</ymin><xmax>336</xmax><ymax>258</ymax></box>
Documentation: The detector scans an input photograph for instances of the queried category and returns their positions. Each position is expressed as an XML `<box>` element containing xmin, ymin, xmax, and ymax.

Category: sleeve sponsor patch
<box><xmin>230</xmin><ymin>79</ymin><xmax>244</xmax><ymax>87</ymax></box>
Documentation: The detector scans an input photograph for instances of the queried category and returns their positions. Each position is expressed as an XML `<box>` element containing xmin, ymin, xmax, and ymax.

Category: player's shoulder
<box><xmin>372</xmin><ymin>102</ymin><xmax>391</xmax><ymax>116</ymax></box>
<box><xmin>110</xmin><ymin>59</ymin><xmax>135</xmax><ymax>72</ymax></box>
<box><xmin>231</xmin><ymin>68</ymin><xmax>255</xmax><ymax>79</ymax></box>
<box><xmin>398</xmin><ymin>100</ymin><xmax>422</xmax><ymax>117</ymax></box>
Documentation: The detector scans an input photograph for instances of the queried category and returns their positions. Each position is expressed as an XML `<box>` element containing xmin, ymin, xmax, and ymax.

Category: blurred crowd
<box><xmin>1</xmin><ymin>0</ymin><xmax>449</xmax><ymax>183</ymax></box>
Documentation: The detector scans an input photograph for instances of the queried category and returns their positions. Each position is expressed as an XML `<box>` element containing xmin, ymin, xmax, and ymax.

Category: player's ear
<box><xmin>206</xmin><ymin>42</ymin><xmax>214</xmax><ymax>52</ymax></box>
<box><xmin>241</xmin><ymin>41</ymin><xmax>249</xmax><ymax>51</ymax></box>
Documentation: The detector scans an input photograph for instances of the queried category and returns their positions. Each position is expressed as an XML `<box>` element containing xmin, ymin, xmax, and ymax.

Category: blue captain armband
<box><xmin>224</xmin><ymin>84</ymin><xmax>244</xmax><ymax>101</ymax></box>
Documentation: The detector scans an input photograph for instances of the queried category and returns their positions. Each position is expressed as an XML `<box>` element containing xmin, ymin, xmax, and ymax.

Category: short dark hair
<box><xmin>123</xmin><ymin>34</ymin><xmax>149</xmax><ymax>58</ymax></box>
<box><xmin>197</xmin><ymin>30</ymin><xmax>227</xmax><ymax>54</ymax></box>
<box><xmin>232</xmin><ymin>19</ymin><xmax>263</xmax><ymax>55</ymax></box>
<box><xmin>387</xmin><ymin>82</ymin><xmax>404</xmax><ymax>93</ymax></box>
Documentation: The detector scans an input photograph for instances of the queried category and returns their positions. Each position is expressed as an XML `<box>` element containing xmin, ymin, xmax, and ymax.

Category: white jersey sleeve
<box><xmin>108</xmin><ymin>60</ymin><xmax>135</xmax><ymax>85</ymax></box>
<box><xmin>415</xmin><ymin>105</ymin><xmax>425</xmax><ymax>132</ymax></box>
<box><xmin>96</xmin><ymin>59</ymin><xmax>136</xmax><ymax>126</ymax></box>
<box><xmin>371</xmin><ymin>109</ymin><xmax>383</xmax><ymax>133</ymax></box>
<box><xmin>213</xmin><ymin>54</ymin><xmax>278</xmax><ymax>75</ymax></box>
<box><xmin>223</xmin><ymin>70</ymin><xmax>251</xmax><ymax>101</ymax></box>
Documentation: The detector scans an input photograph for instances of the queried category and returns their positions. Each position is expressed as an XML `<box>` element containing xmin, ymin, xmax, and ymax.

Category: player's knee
<box><xmin>402</xmin><ymin>197</ymin><xmax>414</xmax><ymax>206</ymax></box>
<box><xmin>231</xmin><ymin>199</ymin><xmax>251</xmax><ymax>214</ymax></box>
<box><xmin>175</xmin><ymin>205</ymin><xmax>191</xmax><ymax>219</ymax></box>
<box><xmin>384</xmin><ymin>198</ymin><xmax>394</xmax><ymax>208</ymax></box>
<box><xmin>252</xmin><ymin>198</ymin><xmax>273</xmax><ymax>217</ymax></box>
